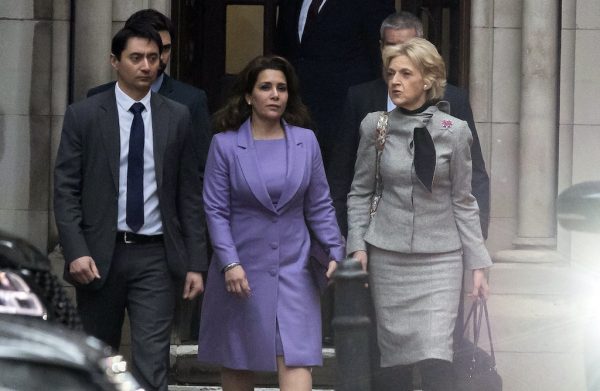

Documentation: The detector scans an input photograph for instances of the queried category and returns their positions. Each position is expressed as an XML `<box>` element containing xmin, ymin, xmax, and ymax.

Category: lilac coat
<box><xmin>197</xmin><ymin>119</ymin><xmax>345</xmax><ymax>371</ymax></box>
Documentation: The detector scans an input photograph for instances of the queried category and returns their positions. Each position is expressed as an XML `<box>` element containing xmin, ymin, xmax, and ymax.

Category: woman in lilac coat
<box><xmin>197</xmin><ymin>55</ymin><xmax>345</xmax><ymax>390</ymax></box>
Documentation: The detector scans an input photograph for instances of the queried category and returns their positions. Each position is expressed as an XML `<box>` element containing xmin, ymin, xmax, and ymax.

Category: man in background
<box><xmin>275</xmin><ymin>0</ymin><xmax>396</xmax><ymax>167</ymax></box>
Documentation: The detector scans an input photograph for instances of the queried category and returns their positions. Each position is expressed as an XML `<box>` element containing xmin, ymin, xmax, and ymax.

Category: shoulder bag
<box><xmin>369</xmin><ymin>111</ymin><xmax>389</xmax><ymax>219</ymax></box>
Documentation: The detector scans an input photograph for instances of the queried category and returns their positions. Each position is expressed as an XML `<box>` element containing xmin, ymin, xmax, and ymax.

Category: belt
<box><xmin>116</xmin><ymin>232</ymin><xmax>163</xmax><ymax>245</ymax></box>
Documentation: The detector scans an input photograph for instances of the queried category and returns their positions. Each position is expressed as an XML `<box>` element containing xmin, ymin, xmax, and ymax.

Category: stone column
<box><xmin>513</xmin><ymin>0</ymin><xmax>560</xmax><ymax>249</ymax></box>
<box><xmin>0</xmin><ymin>1</ymin><xmax>54</xmax><ymax>252</ymax></box>
<box><xmin>49</xmin><ymin>0</ymin><xmax>72</xmax><ymax>250</ymax></box>
<box><xmin>556</xmin><ymin>0</ymin><xmax>577</xmax><ymax>256</ymax></box>
<box><xmin>73</xmin><ymin>0</ymin><xmax>112</xmax><ymax>101</ymax></box>
<box><xmin>149</xmin><ymin>0</ymin><xmax>170</xmax><ymax>16</ymax></box>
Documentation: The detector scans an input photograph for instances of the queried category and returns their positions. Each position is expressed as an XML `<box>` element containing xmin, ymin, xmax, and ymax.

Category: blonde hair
<box><xmin>381</xmin><ymin>37</ymin><xmax>447</xmax><ymax>101</ymax></box>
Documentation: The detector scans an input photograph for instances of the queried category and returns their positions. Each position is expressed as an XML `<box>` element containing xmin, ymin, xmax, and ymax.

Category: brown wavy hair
<box><xmin>213</xmin><ymin>55</ymin><xmax>312</xmax><ymax>132</ymax></box>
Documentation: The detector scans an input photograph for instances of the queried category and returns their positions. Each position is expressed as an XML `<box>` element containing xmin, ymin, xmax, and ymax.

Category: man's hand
<box><xmin>183</xmin><ymin>272</ymin><xmax>204</xmax><ymax>299</ymax></box>
<box><xmin>69</xmin><ymin>256</ymin><xmax>100</xmax><ymax>285</ymax></box>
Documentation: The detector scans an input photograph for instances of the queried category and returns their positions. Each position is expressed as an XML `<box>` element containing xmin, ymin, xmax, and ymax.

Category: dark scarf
<box><xmin>399</xmin><ymin>102</ymin><xmax>439</xmax><ymax>192</ymax></box>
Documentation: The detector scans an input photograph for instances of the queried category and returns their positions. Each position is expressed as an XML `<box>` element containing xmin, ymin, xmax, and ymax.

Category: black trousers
<box><xmin>374</xmin><ymin>359</ymin><xmax>455</xmax><ymax>391</ymax></box>
<box><xmin>76</xmin><ymin>241</ymin><xmax>175</xmax><ymax>391</ymax></box>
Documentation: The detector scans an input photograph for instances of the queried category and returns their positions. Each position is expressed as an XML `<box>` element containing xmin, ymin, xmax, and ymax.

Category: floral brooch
<box><xmin>441</xmin><ymin>119</ymin><xmax>453</xmax><ymax>129</ymax></box>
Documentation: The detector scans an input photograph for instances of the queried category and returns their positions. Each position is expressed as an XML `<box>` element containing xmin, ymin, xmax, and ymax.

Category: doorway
<box><xmin>170</xmin><ymin>0</ymin><xmax>471</xmax><ymax>113</ymax></box>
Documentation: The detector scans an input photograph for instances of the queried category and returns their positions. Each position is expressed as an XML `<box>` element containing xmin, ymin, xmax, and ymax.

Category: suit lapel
<box><xmin>315</xmin><ymin>0</ymin><xmax>334</xmax><ymax>20</ymax></box>
<box><xmin>276</xmin><ymin>123</ymin><xmax>306</xmax><ymax>210</ymax></box>
<box><xmin>427</xmin><ymin>105</ymin><xmax>450</xmax><ymax>137</ymax></box>
<box><xmin>157</xmin><ymin>74</ymin><xmax>174</xmax><ymax>98</ymax></box>
<box><xmin>151</xmin><ymin>93</ymin><xmax>169</xmax><ymax>189</ymax></box>
<box><xmin>99</xmin><ymin>90</ymin><xmax>120</xmax><ymax>192</ymax></box>
<box><xmin>235</xmin><ymin>119</ymin><xmax>277</xmax><ymax>213</ymax></box>
<box><xmin>375</xmin><ymin>78</ymin><xmax>389</xmax><ymax>112</ymax></box>
<box><xmin>299</xmin><ymin>0</ymin><xmax>333</xmax><ymax>43</ymax></box>
<box><xmin>293</xmin><ymin>0</ymin><xmax>304</xmax><ymax>45</ymax></box>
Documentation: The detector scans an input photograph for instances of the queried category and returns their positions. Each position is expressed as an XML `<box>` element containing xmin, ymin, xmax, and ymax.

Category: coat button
<box><xmin>269</xmin><ymin>269</ymin><xmax>277</xmax><ymax>276</ymax></box>
<box><xmin>270</xmin><ymin>242</ymin><xmax>278</xmax><ymax>249</ymax></box>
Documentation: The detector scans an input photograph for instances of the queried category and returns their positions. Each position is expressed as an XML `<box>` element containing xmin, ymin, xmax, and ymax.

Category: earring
<box><xmin>246</xmin><ymin>100</ymin><xmax>251</xmax><ymax>105</ymax></box>
<box><xmin>424</xmin><ymin>84</ymin><xmax>428</xmax><ymax>89</ymax></box>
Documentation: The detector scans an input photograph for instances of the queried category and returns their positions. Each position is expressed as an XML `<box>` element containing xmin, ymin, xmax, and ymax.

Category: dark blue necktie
<box><xmin>126</xmin><ymin>102</ymin><xmax>145</xmax><ymax>232</ymax></box>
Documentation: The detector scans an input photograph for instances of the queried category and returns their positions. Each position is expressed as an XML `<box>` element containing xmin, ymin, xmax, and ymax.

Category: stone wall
<box><xmin>470</xmin><ymin>0</ymin><xmax>522</xmax><ymax>255</ymax></box>
<box><xmin>469</xmin><ymin>0</ymin><xmax>600</xmax><ymax>389</ymax></box>
<box><xmin>0</xmin><ymin>0</ymin><xmax>70</xmax><ymax>252</ymax></box>
<box><xmin>0</xmin><ymin>1</ymin><xmax>173</xmax><ymax>255</ymax></box>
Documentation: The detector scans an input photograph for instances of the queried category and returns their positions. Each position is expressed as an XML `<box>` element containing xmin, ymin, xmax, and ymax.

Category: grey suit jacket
<box><xmin>346</xmin><ymin>106</ymin><xmax>491</xmax><ymax>270</ymax></box>
<box><xmin>54</xmin><ymin>89</ymin><xmax>207</xmax><ymax>289</ymax></box>
<box><xmin>329</xmin><ymin>78</ymin><xmax>490</xmax><ymax>238</ymax></box>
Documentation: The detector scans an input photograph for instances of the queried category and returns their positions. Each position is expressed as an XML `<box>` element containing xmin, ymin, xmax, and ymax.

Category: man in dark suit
<box><xmin>54</xmin><ymin>24</ymin><xmax>206</xmax><ymax>391</ymax></box>
<box><xmin>88</xmin><ymin>9</ymin><xmax>211</xmax><ymax>166</ymax></box>
<box><xmin>329</xmin><ymin>11</ymin><xmax>490</xmax><ymax>239</ymax></box>
<box><xmin>275</xmin><ymin>0</ymin><xmax>396</xmax><ymax>167</ymax></box>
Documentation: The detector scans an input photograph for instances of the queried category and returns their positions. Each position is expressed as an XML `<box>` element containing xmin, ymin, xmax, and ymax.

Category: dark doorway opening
<box><xmin>170</xmin><ymin>0</ymin><xmax>471</xmax><ymax>113</ymax></box>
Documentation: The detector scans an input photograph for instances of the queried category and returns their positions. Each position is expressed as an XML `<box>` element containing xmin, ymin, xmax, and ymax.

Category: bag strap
<box><xmin>463</xmin><ymin>298</ymin><xmax>480</xmax><ymax>364</ymax></box>
<box><xmin>462</xmin><ymin>297</ymin><xmax>498</xmax><ymax>370</ymax></box>
<box><xmin>369</xmin><ymin>111</ymin><xmax>389</xmax><ymax>219</ymax></box>
<box><xmin>482</xmin><ymin>298</ymin><xmax>497</xmax><ymax>368</ymax></box>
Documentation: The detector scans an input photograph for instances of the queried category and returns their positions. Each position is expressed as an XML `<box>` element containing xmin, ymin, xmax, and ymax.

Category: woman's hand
<box><xmin>225</xmin><ymin>265</ymin><xmax>251</xmax><ymax>298</ymax></box>
<box><xmin>352</xmin><ymin>250</ymin><xmax>368</xmax><ymax>272</ymax></box>
<box><xmin>326</xmin><ymin>260</ymin><xmax>338</xmax><ymax>279</ymax></box>
<box><xmin>471</xmin><ymin>268</ymin><xmax>490</xmax><ymax>299</ymax></box>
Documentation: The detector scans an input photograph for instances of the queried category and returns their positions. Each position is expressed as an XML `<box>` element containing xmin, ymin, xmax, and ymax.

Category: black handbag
<box><xmin>453</xmin><ymin>297</ymin><xmax>502</xmax><ymax>391</ymax></box>
<box><xmin>308</xmin><ymin>237</ymin><xmax>330</xmax><ymax>294</ymax></box>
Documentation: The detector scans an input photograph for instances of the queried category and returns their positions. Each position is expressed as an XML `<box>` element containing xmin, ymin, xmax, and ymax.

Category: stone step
<box><xmin>170</xmin><ymin>345</ymin><xmax>336</xmax><ymax>388</ymax></box>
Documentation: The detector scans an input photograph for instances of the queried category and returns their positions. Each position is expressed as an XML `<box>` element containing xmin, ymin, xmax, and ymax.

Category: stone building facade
<box><xmin>1</xmin><ymin>0</ymin><xmax>599</xmax><ymax>389</ymax></box>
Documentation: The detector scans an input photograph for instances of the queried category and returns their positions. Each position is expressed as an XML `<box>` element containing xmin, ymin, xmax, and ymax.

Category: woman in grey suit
<box><xmin>346</xmin><ymin>38</ymin><xmax>492</xmax><ymax>390</ymax></box>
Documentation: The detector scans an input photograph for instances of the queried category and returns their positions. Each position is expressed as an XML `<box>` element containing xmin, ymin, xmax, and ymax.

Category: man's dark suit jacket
<box><xmin>274</xmin><ymin>0</ymin><xmax>395</xmax><ymax>164</ymax></box>
<box><xmin>329</xmin><ymin>78</ymin><xmax>490</xmax><ymax>238</ymax></box>
<box><xmin>54</xmin><ymin>89</ymin><xmax>207</xmax><ymax>289</ymax></box>
<box><xmin>87</xmin><ymin>74</ymin><xmax>211</xmax><ymax>168</ymax></box>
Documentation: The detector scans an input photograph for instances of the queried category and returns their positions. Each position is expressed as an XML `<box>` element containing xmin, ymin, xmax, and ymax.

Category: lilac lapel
<box><xmin>235</xmin><ymin>119</ymin><xmax>277</xmax><ymax>213</ymax></box>
<box><xmin>276</xmin><ymin>123</ymin><xmax>306</xmax><ymax>211</ymax></box>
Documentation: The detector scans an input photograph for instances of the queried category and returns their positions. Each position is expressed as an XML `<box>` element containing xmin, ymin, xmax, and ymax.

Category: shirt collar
<box><xmin>115</xmin><ymin>82</ymin><xmax>152</xmax><ymax>113</ymax></box>
<box><xmin>386</xmin><ymin>93</ymin><xmax>396</xmax><ymax>112</ymax></box>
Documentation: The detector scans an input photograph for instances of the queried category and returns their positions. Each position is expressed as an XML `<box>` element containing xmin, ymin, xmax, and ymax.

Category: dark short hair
<box><xmin>111</xmin><ymin>22</ymin><xmax>163</xmax><ymax>60</ymax></box>
<box><xmin>125</xmin><ymin>8</ymin><xmax>175</xmax><ymax>40</ymax></box>
<box><xmin>380</xmin><ymin>11</ymin><xmax>424</xmax><ymax>39</ymax></box>
<box><xmin>213</xmin><ymin>55</ymin><xmax>311</xmax><ymax>132</ymax></box>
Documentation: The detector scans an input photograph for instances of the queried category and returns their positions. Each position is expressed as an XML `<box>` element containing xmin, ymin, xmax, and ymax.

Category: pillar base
<box><xmin>493</xmin><ymin>248</ymin><xmax>564</xmax><ymax>264</ymax></box>
<box><xmin>512</xmin><ymin>236</ymin><xmax>557</xmax><ymax>249</ymax></box>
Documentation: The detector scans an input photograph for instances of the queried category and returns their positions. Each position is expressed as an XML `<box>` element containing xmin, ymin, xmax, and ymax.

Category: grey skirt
<box><xmin>368</xmin><ymin>245</ymin><xmax>463</xmax><ymax>367</ymax></box>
